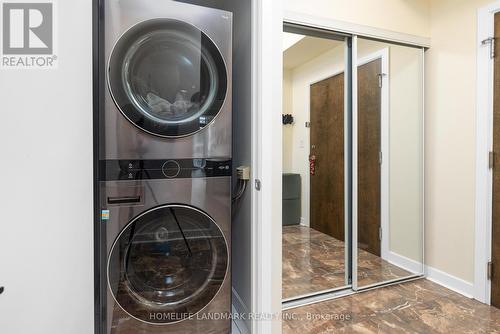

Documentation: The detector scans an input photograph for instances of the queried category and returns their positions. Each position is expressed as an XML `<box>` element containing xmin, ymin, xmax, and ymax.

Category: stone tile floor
<box><xmin>283</xmin><ymin>226</ymin><xmax>410</xmax><ymax>299</ymax></box>
<box><xmin>283</xmin><ymin>279</ymin><xmax>500</xmax><ymax>333</ymax></box>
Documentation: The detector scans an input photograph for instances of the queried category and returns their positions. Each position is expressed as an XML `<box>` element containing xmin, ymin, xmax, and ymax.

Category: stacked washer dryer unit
<box><xmin>97</xmin><ymin>1</ymin><xmax>232</xmax><ymax>333</ymax></box>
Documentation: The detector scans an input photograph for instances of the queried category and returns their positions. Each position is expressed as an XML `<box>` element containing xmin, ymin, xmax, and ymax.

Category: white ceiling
<box><xmin>282</xmin><ymin>32</ymin><xmax>304</xmax><ymax>51</ymax></box>
<box><xmin>283</xmin><ymin>33</ymin><xmax>343</xmax><ymax>70</ymax></box>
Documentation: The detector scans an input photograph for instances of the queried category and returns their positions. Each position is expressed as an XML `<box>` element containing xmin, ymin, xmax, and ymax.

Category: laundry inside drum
<box><xmin>122</xmin><ymin>30</ymin><xmax>219</xmax><ymax>124</ymax></box>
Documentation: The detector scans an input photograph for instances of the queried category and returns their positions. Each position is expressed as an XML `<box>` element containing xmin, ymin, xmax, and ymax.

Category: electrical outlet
<box><xmin>237</xmin><ymin>166</ymin><xmax>250</xmax><ymax>180</ymax></box>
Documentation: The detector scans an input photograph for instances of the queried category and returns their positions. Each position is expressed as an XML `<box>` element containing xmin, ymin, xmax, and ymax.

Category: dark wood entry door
<box><xmin>310</xmin><ymin>73</ymin><xmax>345</xmax><ymax>241</ymax></box>
<box><xmin>357</xmin><ymin>59</ymin><xmax>382</xmax><ymax>257</ymax></box>
<box><xmin>491</xmin><ymin>12</ymin><xmax>500</xmax><ymax>308</ymax></box>
<box><xmin>309</xmin><ymin>60</ymin><xmax>382</xmax><ymax>254</ymax></box>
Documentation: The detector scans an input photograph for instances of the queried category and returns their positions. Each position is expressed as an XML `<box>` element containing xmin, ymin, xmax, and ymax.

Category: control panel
<box><xmin>100</xmin><ymin>159</ymin><xmax>232</xmax><ymax>181</ymax></box>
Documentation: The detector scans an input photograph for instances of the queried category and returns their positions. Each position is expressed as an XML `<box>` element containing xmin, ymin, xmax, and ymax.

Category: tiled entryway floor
<box><xmin>283</xmin><ymin>225</ymin><xmax>411</xmax><ymax>299</ymax></box>
<box><xmin>283</xmin><ymin>279</ymin><xmax>500</xmax><ymax>333</ymax></box>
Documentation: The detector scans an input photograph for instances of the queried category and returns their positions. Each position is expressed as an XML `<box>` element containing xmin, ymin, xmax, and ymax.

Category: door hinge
<box><xmin>254</xmin><ymin>179</ymin><xmax>261</xmax><ymax>191</ymax></box>
<box><xmin>379</xmin><ymin>227</ymin><xmax>382</xmax><ymax>241</ymax></box>
<box><xmin>377</xmin><ymin>73</ymin><xmax>387</xmax><ymax>88</ymax></box>
<box><xmin>305</xmin><ymin>121</ymin><xmax>311</xmax><ymax>128</ymax></box>
<box><xmin>379</xmin><ymin>151</ymin><xmax>383</xmax><ymax>165</ymax></box>
<box><xmin>490</xmin><ymin>151</ymin><xmax>495</xmax><ymax>169</ymax></box>
<box><xmin>482</xmin><ymin>37</ymin><xmax>496</xmax><ymax>59</ymax></box>
<box><xmin>488</xmin><ymin>261</ymin><xmax>494</xmax><ymax>280</ymax></box>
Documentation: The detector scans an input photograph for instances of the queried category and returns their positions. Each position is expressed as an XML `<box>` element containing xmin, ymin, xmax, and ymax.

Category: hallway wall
<box><xmin>283</xmin><ymin>69</ymin><xmax>294</xmax><ymax>172</ymax></box>
<box><xmin>0</xmin><ymin>1</ymin><xmax>93</xmax><ymax>333</ymax></box>
<box><xmin>284</xmin><ymin>0</ymin><xmax>431</xmax><ymax>38</ymax></box>
<box><xmin>425</xmin><ymin>0</ymin><xmax>492</xmax><ymax>285</ymax></box>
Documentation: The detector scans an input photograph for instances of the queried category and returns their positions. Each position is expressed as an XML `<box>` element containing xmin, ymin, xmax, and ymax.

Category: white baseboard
<box><xmin>386</xmin><ymin>251</ymin><xmax>422</xmax><ymax>274</ymax></box>
<box><xmin>426</xmin><ymin>265</ymin><xmax>474</xmax><ymax>299</ymax></box>
<box><xmin>232</xmin><ymin>287</ymin><xmax>250</xmax><ymax>334</ymax></box>
<box><xmin>300</xmin><ymin>217</ymin><xmax>307</xmax><ymax>226</ymax></box>
<box><xmin>385</xmin><ymin>252</ymin><xmax>474</xmax><ymax>299</ymax></box>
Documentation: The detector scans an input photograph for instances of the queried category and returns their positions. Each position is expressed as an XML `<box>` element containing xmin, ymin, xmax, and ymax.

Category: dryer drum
<box><xmin>107</xmin><ymin>205</ymin><xmax>228</xmax><ymax>325</ymax></box>
<box><xmin>108</xmin><ymin>18</ymin><xmax>228</xmax><ymax>138</ymax></box>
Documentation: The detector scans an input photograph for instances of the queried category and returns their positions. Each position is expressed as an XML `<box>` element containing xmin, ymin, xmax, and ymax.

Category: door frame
<box><xmin>475</xmin><ymin>0</ymin><xmax>500</xmax><ymax>305</ymax></box>
<box><xmin>357</xmin><ymin>49</ymin><xmax>390</xmax><ymax>262</ymax></box>
<box><xmin>251</xmin><ymin>0</ymin><xmax>283</xmax><ymax>332</ymax></box>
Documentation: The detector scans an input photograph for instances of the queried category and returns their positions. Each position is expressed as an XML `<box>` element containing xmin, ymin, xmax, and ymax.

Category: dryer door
<box><xmin>107</xmin><ymin>205</ymin><xmax>228</xmax><ymax>324</ymax></box>
<box><xmin>108</xmin><ymin>19</ymin><xmax>228</xmax><ymax>138</ymax></box>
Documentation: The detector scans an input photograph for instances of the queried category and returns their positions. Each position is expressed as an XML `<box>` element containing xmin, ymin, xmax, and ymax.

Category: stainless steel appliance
<box><xmin>99</xmin><ymin>159</ymin><xmax>231</xmax><ymax>333</ymax></box>
<box><xmin>96</xmin><ymin>1</ymin><xmax>233</xmax><ymax>333</ymax></box>
<box><xmin>102</xmin><ymin>0</ymin><xmax>232</xmax><ymax>160</ymax></box>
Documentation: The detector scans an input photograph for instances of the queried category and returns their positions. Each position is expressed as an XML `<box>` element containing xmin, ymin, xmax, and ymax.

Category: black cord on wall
<box><xmin>232</xmin><ymin>179</ymin><xmax>248</xmax><ymax>202</ymax></box>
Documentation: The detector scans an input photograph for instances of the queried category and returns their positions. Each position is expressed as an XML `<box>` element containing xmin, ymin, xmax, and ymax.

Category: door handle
<box><xmin>309</xmin><ymin>154</ymin><xmax>317</xmax><ymax>176</ymax></box>
<box><xmin>107</xmin><ymin>196</ymin><xmax>141</xmax><ymax>205</ymax></box>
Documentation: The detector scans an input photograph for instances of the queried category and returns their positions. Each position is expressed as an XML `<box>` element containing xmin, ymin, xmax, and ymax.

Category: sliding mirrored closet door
<box><xmin>354</xmin><ymin>37</ymin><xmax>425</xmax><ymax>289</ymax></box>
<box><xmin>282</xmin><ymin>25</ymin><xmax>352</xmax><ymax>301</ymax></box>
<box><xmin>281</xmin><ymin>28</ymin><xmax>426</xmax><ymax>305</ymax></box>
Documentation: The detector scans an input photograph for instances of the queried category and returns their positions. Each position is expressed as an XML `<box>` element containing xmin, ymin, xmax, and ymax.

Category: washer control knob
<box><xmin>162</xmin><ymin>160</ymin><xmax>181</xmax><ymax>178</ymax></box>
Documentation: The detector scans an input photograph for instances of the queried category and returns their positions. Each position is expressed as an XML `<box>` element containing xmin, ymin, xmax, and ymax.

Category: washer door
<box><xmin>107</xmin><ymin>205</ymin><xmax>228</xmax><ymax>324</ymax></box>
<box><xmin>108</xmin><ymin>19</ymin><xmax>228</xmax><ymax>138</ymax></box>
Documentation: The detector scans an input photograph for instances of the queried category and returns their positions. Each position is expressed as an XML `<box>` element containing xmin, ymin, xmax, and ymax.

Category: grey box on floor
<box><xmin>283</xmin><ymin>173</ymin><xmax>301</xmax><ymax>226</ymax></box>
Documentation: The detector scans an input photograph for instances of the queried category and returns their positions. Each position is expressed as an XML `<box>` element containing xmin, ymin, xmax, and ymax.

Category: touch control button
<box><xmin>162</xmin><ymin>160</ymin><xmax>181</xmax><ymax>178</ymax></box>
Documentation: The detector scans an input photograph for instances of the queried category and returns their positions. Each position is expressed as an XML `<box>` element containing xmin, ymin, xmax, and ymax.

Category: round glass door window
<box><xmin>108</xmin><ymin>19</ymin><xmax>228</xmax><ymax>138</ymax></box>
<box><xmin>107</xmin><ymin>205</ymin><xmax>228</xmax><ymax>324</ymax></box>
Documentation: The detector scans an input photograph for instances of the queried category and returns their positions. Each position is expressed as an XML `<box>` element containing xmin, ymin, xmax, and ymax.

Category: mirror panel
<box><xmin>282</xmin><ymin>27</ymin><xmax>351</xmax><ymax>300</ymax></box>
<box><xmin>356</xmin><ymin>37</ymin><xmax>424</xmax><ymax>288</ymax></box>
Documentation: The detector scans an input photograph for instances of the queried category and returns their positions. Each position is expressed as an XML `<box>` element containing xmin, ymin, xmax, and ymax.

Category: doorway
<box><xmin>357</xmin><ymin>58</ymin><xmax>382</xmax><ymax>257</ymax></box>
<box><xmin>475</xmin><ymin>1</ymin><xmax>500</xmax><ymax>307</ymax></box>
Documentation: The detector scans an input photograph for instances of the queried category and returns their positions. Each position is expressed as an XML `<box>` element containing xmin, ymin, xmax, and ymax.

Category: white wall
<box><xmin>358</xmin><ymin>40</ymin><xmax>424</xmax><ymax>263</ymax></box>
<box><xmin>284</xmin><ymin>0</ymin><xmax>431</xmax><ymax>38</ymax></box>
<box><xmin>387</xmin><ymin>44</ymin><xmax>424</xmax><ymax>263</ymax></box>
<box><xmin>425</xmin><ymin>0</ymin><xmax>492</xmax><ymax>284</ymax></box>
<box><xmin>283</xmin><ymin>69</ymin><xmax>294</xmax><ymax>172</ymax></box>
<box><xmin>0</xmin><ymin>0</ymin><xmax>93</xmax><ymax>333</ymax></box>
